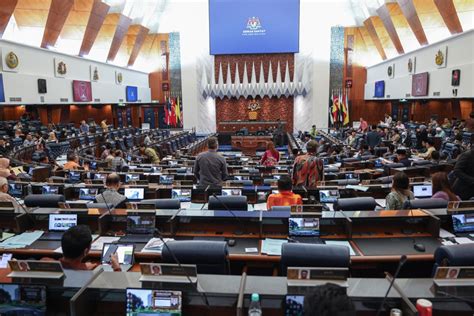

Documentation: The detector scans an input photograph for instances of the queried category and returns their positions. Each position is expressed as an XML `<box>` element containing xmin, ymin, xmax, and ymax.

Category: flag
<box><xmin>170</xmin><ymin>98</ymin><xmax>177</xmax><ymax>127</ymax></box>
<box><xmin>342</xmin><ymin>88</ymin><xmax>350</xmax><ymax>125</ymax></box>
<box><xmin>331</xmin><ymin>91</ymin><xmax>339</xmax><ymax>124</ymax></box>
<box><xmin>164</xmin><ymin>98</ymin><xmax>170</xmax><ymax>126</ymax></box>
<box><xmin>329</xmin><ymin>91</ymin><xmax>334</xmax><ymax>125</ymax></box>
<box><xmin>175</xmin><ymin>96</ymin><xmax>181</xmax><ymax>127</ymax></box>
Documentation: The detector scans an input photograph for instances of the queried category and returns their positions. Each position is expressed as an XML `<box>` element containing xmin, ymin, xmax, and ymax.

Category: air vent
<box><xmin>94</xmin><ymin>98</ymin><xmax>100</xmax><ymax>102</ymax></box>
<box><xmin>40</xmin><ymin>96</ymin><xmax>45</xmax><ymax>102</ymax></box>
<box><xmin>119</xmin><ymin>99</ymin><xmax>124</xmax><ymax>102</ymax></box>
<box><xmin>386</xmin><ymin>95</ymin><xmax>390</xmax><ymax>98</ymax></box>
<box><xmin>9</xmin><ymin>97</ymin><xmax>21</xmax><ymax>102</ymax></box>
<box><xmin>433</xmin><ymin>92</ymin><xmax>440</xmax><ymax>96</ymax></box>
<box><xmin>406</xmin><ymin>93</ymin><xmax>411</xmax><ymax>97</ymax></box>
<box><xmin>60</xmin><ymin>98</ymin><xmax>68</xmax><ymax>102</ymax></box>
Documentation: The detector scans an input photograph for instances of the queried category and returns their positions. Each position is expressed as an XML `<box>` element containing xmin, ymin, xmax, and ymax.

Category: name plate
<box><xmin>139</xmin><ymin>263</ymin><xmax>198</xmax><ymax>284</ymax></box>
<box><xmin>287</xmin><ymin>267</ymin><xmax>348</xmax><ymax>287</ymax></box>
<box><xmin>8</xmin><ymin>260</ymin><xmax>64</xmax><ymax>281</ymax></box>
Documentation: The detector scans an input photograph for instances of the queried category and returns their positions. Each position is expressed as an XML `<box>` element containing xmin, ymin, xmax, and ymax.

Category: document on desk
<box><xmin>439</xmin><ymin>228</ymin><xmax>455</xmax><ymax>238</ymax></box>
<box><xmin>261</xmin><ymin>238</ymin><xmax>287</xmax><ymax>256</ymax></box>
<box><xmin>454</xmin><ymin>237</ymin><xmax>474</xmax><ymax>245</ymax></box>
<box><xmin>141</xmin><ymin>238</ymin><xmax>175</xmax><ymax>253</ymax></box>
<box><xmin>251</xmin><ymin>203</ymin><xmax>268</xmax><ymax>211</ymax></box>
<box><xmin>0</xmin><ymin>231</ymin><xmax>44</xmax><ymax>249</ymax></box>
<box><xmin>0</xmin><ymin>232</ymin><xmax>15</xmax><ymax>242</ymax></box>
<box><xmin>90</xmin><ymin>237</ymin><xmax>120</xmax><ymax>251</ymax></box>
<box><xmin>325</xmin><ymin>240</ymin><xmax>356</xmax><ymax>256</ymax></box>
<box><xmin>346</xmin><ymin>185</ymin><xmax>369</xmax><ymax>192</ymax></box>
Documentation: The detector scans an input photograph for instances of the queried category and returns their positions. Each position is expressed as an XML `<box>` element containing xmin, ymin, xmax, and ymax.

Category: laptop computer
<box><xmin>125</xmin><ymin>174</ymin><xmax>140</xmax><ymax>183</ymax></box>
<box><xmin>0</xmin><ymin>284</ymin><xmax>46</xmax><ymax>315</ymax></box>
<box><xmin>8</xmin><ymin>183</ymin><xmax>23</xmax><ymax>198</ymax></box>
<box><xmin>42</xmin><ymin>185</ymin><xmax>59</xmax><ymax>195</ymax></box>
<box><xmin>285</xmin><ymin>295</ymin><xmax>305</xmax><ymax>316</ymax></box>
<box><xmin>120</xmin><ymin>212</ymin><xmax>156</xmax><ymax>243</ymax></box>
<box><xmin>124</xmin><ymin>188</ymin><xmax>145</xmax><ymax>201</ymax></box>
<box><xmin>125</xmin><ymin>289</ymin><xmax>182</xmax><ymax>316</ymax></box>
<box><xmin>172</xmin><ymin>189</ymin><xmax>192</xmax><ymax>202</ymax></box>
<box><xmin>222</xmin><ymin>189</ymin><xmax>242</xmax><ymax>196</ymax></box>
<box><xmin>452</xmin><ymin>213</ymin><xmax>474</xmax><ymax>238</ymax></box>
<box><xmin>288</xmin><ymin>217</ymin><xmax>324</xmax><ymax>244</ymax></box>
<box><xmin>319</xmin><ymin>190</ymin><xmax>340</xmax><ymax>204</ymax></box>
<box><xmin>159</xmin><ymin>175</ymin><xmax>174</xmax><ymax>185</ymax></box>
<box><xmin>413</xmin><ymin>184</ymin><xmax>433</xmax><ymax>198</ymax></box>
<box><xmin>79</xmin><ymin>188</ymin><xmax>99</xmax><ymax>201</ymax></box>
<box><xmin>101</xmin><ymin>243</ymin><xmax>134</xmax><ymax>272</ymax></box>
<box><xmin>68</xmin><ymin>171</ymin><xmax>81</xmax><ymax>183</ymax></box>
<box><xmin>40</xmin><ymin>214</ymin><xmax>77</xmax><ymax>241</ymax></box>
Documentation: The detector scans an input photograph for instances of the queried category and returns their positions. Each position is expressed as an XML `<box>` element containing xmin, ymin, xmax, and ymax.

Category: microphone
<box><xmin>375</xmin><ymin>255</ymin><xmax>408</xmax><ymax>316</ymax></box>
<box><xmin>12</xmin><ymin>195</ymin><xmax>36</xmax><ymax>225</ymax></box>
<box><xmin>98</xmin><ymin>190</ymin><xmax>114</xmax><ymax>216</ymax></box>
<box><xmin>153</xmin><ymin>227</ymin><xmax>211</xmax><ymax>310</ymax></box>
<box><xmin>211</xmin><ymin>193</ymin><xmax>246</xmax><ymax>235</ymax></box>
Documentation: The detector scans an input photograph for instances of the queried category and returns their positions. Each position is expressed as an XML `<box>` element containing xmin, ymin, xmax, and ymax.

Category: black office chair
<box><xmin>208</xmin><ymin>195</ymin><xmax>248</xmax><ymax>211</ymax></box>
<box><xmin>412</xmin><ymin>160</ymin><xmax>432</xmax><ymax>166</ymax></box>
<box><xmin>405</xmin><ymin>198</ymin><xmax>448</xmax><ymax>210</ymax></box>
<box><xmin>281</xmin><ymin>243</ymin><xmax>350</xmax><ymax>276</ymax></box>
<box><xmin>433</xmin><ymin>244</ymin><xmax>474</xmax><ymax>276</ymax></box>
<box><xmin>376</xmin><ymin>176</ymin><xmax>393</xmax><ymax>184</ymax></box>
<box><xmin>139</xmin><ymin>199</ymin><xmax>181</xmax><ymax>210</ymax></box>
<box><xmin>334</xmin><ymin>197</ymin><xmax>377</xmax><ymax>212</ymax></box>
<box><xmin>24</xmin><ymin>194</ymin><xmax>65</xmax><ymax>208</ymax></box>
<box><xmin>161</xmin><ymin>240</ymin><xmax>229</xmax><ymax>274</ymax></box>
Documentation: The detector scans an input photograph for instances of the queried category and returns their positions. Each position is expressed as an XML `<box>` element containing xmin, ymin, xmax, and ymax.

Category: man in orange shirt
<box><xmin>63</xmin><ymin>153</ymin><xmax>81</xmax><ymax>170</ymax></box>
<box><xmin>267</xmin><ymin>176</ymin><xmax>302</xmax><ymax>210</ymax></box>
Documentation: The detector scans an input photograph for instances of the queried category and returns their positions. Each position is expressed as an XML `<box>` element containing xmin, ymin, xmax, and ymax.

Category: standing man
<box><xmin>194</xmin><ymin>137</ymin><xmax>228</xmax><ymax>186</ymax></box>
<box><xmin>292</xmin><ymin>140</ymin><xmax>324</xmax><ymax>188</ymax></box>
<box><xmin>80</xmin><ymin>121</ymin><xmax>90</xmax><ymax>134</ymax></box>
<box><xmin>309</xmin><ymin>125</ymin><xmax>318</xmax><ymax>139</ymax></box>
<box><xmin>365</xmin><ymin>125</ymin><xmax>381</xmax><ymax>149</ymax></box>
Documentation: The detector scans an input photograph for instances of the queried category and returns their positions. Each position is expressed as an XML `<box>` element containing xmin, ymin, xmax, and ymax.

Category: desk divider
<box><xmin>236</xmin><ymin>272</ymin><xmax>247</xmax><ymax>316</ymax></box>
<box><xmin>385</xmin><ymin>273</ymin><xmax>419</xmax><ymax>316</ymax></box>
<box><xmin>70</xmin><ymin>266</ymin><xmax>105</xmax><ymax>316</ymax></box>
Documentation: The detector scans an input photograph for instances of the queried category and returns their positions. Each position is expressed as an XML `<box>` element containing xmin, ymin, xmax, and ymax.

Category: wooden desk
<box><xmin>231</xmin><ymin>136</ymin><xmax>273</xmax><ymax>155</ymax></box>
<box><xmin>218</xmin><ymin>121</ymin><xmax>287</xmax><ymax>133</ymax></box>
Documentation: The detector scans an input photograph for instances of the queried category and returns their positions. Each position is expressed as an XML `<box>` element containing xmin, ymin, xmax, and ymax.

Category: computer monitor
<box><xmin>319</xmin><ymin>190</ymin><xmax>340</xmax><ymax>203</ymax></box>
<box><xmin>79</xmin><ymin>188</ymin><xmax>98</xmax><ymax>201</ymax></box>
<box><xmin>101</xmin><ymin>243</ymin><xmax>134</xmax><ymax>265</ymax></box>
<box><xmin>273</xmin><ymin>175</ymin><xmax>281</xmax><ymax>180</ymax></box>
<box><xmin>124</xmin><ymin>188</ymin><xmax>145</xmax><ymax>201</ymax></box>
<box><xmin>94</xmin><ymin>173</ymin><xmax>106</xmax><ymax>180</ymax></box>
<box><xmin>285</xmin><ymin>295</ymin><xmax>304</xmax><ymax>316</ymax></box>
<box><xmin>48</xmin><ymin>214</ymin><xmax>77</xmax><ymax>232</ymax></box>
<box><xmin>127</xmin><ymin>214</ymin><xmax>156</xmax><ymax>234</ymax></box>
<box><xmin>234</xmin><ymin>175</ymin><xmax>249</xmax><ymax>181</ymax></box>
<box><xmin>168</xmin><ymin>160</ymin><xmax>178</xmax><ymax>166</ymax></box>
<box><xmin>68</xmin><ymin>171</ymin><xmax>81</xmax><ymax>183</ymax></box>
<box><xmin>126</xmin><ymin>289</ymin><xmax>182</xmax><ymax>316</ymax></box>
<box><xmin>0</xmin><ymin>284</ymin><xmax>46</xmax><ymax>316</ymax></box>
<box><xmin>240</xmin><ymin>157</ymin><xmax>249</xmax><ymax>162</ymax></box>
<box><xmin>171</xmin><ymin>189</ymin><xmax>191</xmax><ymax>202</ymax></box>
<box><xmin>42</xmin><ymin>185</ymin><xmax>59</xmax><ymax>195</ymax></box>
<box><xmin>374</xmin><ymin>158</ymin><xmax>384</xmax><ymax>168</ymax></box>
<box><xmin>89</xmin><ymin>161</ymin><xmax>97</xmax><ymax>170</ymax></box>
<box><xmin>257</xmin><ymin>191</ymin><xmax>271</xmax><ymax>203</ymax></box>
<box><xmin>222</xmin><ymin>189</ymin><xmax>242</xmax><ymax>196</ymax></box>
<box><xmin>151</xmin><ymin>167</ymin><xmax>162</xmax><ymax>173</ymax></box>
<box><xmin>125</xmin><ymin>174</ymin><xmax>140</xmax><ymax>183</ymax></box>
<box><xmin>8</xmin><ymin>183</ymin><xmax>23</xmax><ymax>198</ymax></box>
<box><xmin>345</xmin><ymin>173</ymin><xmax>359</xmax><ymax>180</ymax></box>
<box><xmin>452</xmin><ymin>213</ymin><xmax>474</xmax><ymax>234</ymax></box>
<box><xmin>289</xmin><ymin>217</ymin><xmax>320</xmax><ymax>237</ymax></box>
<box><xmin>413</xmin><ymin>185</ymin><xmax>432</xmax><ymax>198</ymax></box>
<box><xmin>159</xmin><ymin>175</ymin><xmax>174</xmax><ymax>185</ymax></box>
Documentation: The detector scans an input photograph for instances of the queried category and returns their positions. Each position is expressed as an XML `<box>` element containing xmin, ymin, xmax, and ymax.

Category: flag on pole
<box><xmin>164</xmin><ymin>98</ymin><xmax>170</xmax><ymax>126</ymax></box>
<box><xmin>175</xmin><ymin>96</ymin><xmax>181</xmax><ymax>127</ymax></box>
<box><xmin>342</xmin><ymin>88</ymin><xmax>350</xmax><ymax>125</ymax></box>
<box><xmin>331</xmin><ymin>90</ymin><xmax>339</xmax><ymax>124</ymax></box>
<box><xmin>170</xmin><ymin>98</ymin><xmax>177</xmax><ymax>127</ymax></box>
<box><xmin>329</xmin><ymin>91</ymin><xmax>334</xmax><ymax>125</ymax></box>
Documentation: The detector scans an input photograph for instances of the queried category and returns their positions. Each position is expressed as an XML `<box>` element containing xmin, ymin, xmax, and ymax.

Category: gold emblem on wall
<box><xmin>5</xmin><ymin>51</ymin><xmax>19</xmax><ymax>69</ymax></box>
<box><xmin>435</xmin><ymin>50</ymin><xmax>444</xmax><ymax>66</ymax></box>
<box><xmin>387</xmin><ymin>65</ymin><xmax>393</xmax><ymax>77</ymax></box>
<box><xmin>408</xmin><ymin>58</ymin><xmax>413</xmax><ymax>73</ymax></box>
<box><xmin>116</xmin><ymin>71</ymin><xmax>123</xmax><ymax>84</ymax></box>
<box><xmin>93</xmin><ymin>67</ymin><xmax>99</xmax><ymax>81</ymax></box>
<box><xmin>248</xmin><ymin>99</ymin><xmax>261</xmax><ymax>121</ymax></box>
<box><xmin>57</xmin><ymin>62</ymin><xmax>67</xmax><ymax>75</ymax></box>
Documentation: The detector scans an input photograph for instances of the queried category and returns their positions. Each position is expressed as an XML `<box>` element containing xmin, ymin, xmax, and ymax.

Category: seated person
<box><xmin>95</xmin><ymin>173</ymin><xmax>126</xmax><ymax>207</ymax></box>
<box><xmin>304</xmin><ymin>283</ymin><xmax>355</xmax><ymax>316</ymax></box>
<box><xmin>63</xmin><ymin>153</ymin><xmax>81</xmax><ymax>170</ymax></box>
<box><xmin>111</xmin><ymin>150</ymin><xmax>127</xmax><ymax>171</ymax></box>
<box><xmin>395</xmin><ymin>149</ymin><xmax>411</xmax><ymax>167</ymax></box>
<box><xmin>0</xmin><ymin>177</ymin><xmax>21</xmax><ymax>212</ymax></box>
<box><xmin>60</xmin><ymin>225</ymin><xmax>120</xmax><ymax>271</ymax></box>
<box><xmin>416</xmin><ymin>139</ymin><xmax>436</xmax><ymax>160</ymax></box>
<box><xmin>267</xmin><ymin>176</ymin><xmax>302</xmax><ymax>210</ymax></box>
<box><xmin>385</xmin><ymin>172</ymin><xmax>414</xmax><ymax>210</ymax></box>
<box><xmin>140</xmin><ymin>144</ymin><xmax>160</xmax><ymax>164</ymax></box>
<box><xmin>431</xmin><ymin>172</ymin><xmax>460</xmax><ymax>201</ymax></box>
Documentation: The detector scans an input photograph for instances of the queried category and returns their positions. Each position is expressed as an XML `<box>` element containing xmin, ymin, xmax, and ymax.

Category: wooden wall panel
<box><xmin>1</xmin><ymin>106</ymin><xmax>26</xmax><ymax>121</ymax></box>
<box><xmin>106</xmin><ymin>14</ymin><xmax>132</xmax><ymax>62</ymax></box>
<box><xmin>148</xmin><ymin>34</ymin><xmax>169</xmax><ymax>103</ymax></box>
<box><xmin>0</xmin><ymin>0</ymin><xmax>18</xmax><ymax>38</ymax></box>
<box><xmin>460</xmin><ymin>99</ymin><xmax>473</xmax><ymax>119</ymax></box>
<box><xmin>377</xmin><ymin>4</ymin><xmax>405</xmax><ymax>54</ymax></box>
<box><xmin>40</xmin><ymin>0</ymin><xmax>74</xmax><ymax>48</ymax></box>
<box><xmin>127</xmin><ymin>25</ymin><xmax>149</xmax><ymax>67</ymax></box>
<box><xmin>433</xmin><ymin>0</ymin><xmax>463</xmax><ymax>34</ymax></box>
<box><xmin>363</xmin><ymin>18</ymin><xmax>387</xmax><ymax>60</ymax></box>
<box><xmin>397</xmin><ymin>0</ymin><xmax>429</xmax><ymax>45</ymax></box>
<box><xmin>79</xmin><ymin>0</ymin><xmax>109</xmax><ymax>56</ymax></box>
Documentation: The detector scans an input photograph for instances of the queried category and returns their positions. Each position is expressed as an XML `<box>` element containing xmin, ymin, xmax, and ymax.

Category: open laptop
<box><xmin>159</xmin><ymin>175</ymin><xmax>174</xmax><ymax>185</ymax></box>
<box><xmin>413</xmin><ymin>184</ymin><xmax>432</xmax><ymax>198</ymax></box>
<box><xmin>0</xmin><ymin>284</ymin><xmax>47</xmax><ymax>315</ymax></box>
<box><xmin>79</xmin><ymin>188</ymin><xmax>99</xmax><ymax>201</ymax></box>
<box><xmin>319</xmin><ymin>190</ymin><xmax>340</xmax><ymax>204</ymax></box>
<box><xmin>120</xmin><ymin>212</ymin><xmax>156</xmax><ymax>243</ymax></box>
<box><xmin>285</xmin><ymin>295</ymin><xmax>305</xmax><ymax>316</ymax></box>
<box><xmin>68</xmin><ymin>171</ymin><xmax>81</xmax><ymax>183</ymax></box>
<box><xmin>125</xmin><ymin>289</ymin><xmax>182</xmax><ymax>316</ymax></box>
<box><xmin>172</xmin><ymin>189</ymin><xmax>192</xmax><ymax>202</ymax></box>
<box><xmin>8</xmin><ymin>183</ymin><xmax>23</xmax><ymax>198</ymax></box>
<box><xmin>288</xmin><ymin>217</ymin><xmax>324</xmax><ymax>244</ymax></box>
<box><xmin>124</xmin><ymin>188</ymin><xmax>145</xmax><ymax>201</ymax></box>
<box><xmin>452</xmin><ymin>213</ymin><xmax>474</xmax><ymax>238</ymax></box>
<box><xmin>40</xmin><ymin>214</ymin><xmax>77</xmax><ymax>241</ymax></box>
<box><xmin>42</xmin><ymin>185</ymin><xmax>59</xmax><ymax>195</ymax></box>
<box><xmin>101</xmin><ymin>243</ymin><xmax>134</xmax><ymax>272</ymax></box>
<box><xmin>222</xmin><ymin>189</ymin><xmax>242</xmax><ymax>196</ymax></box>
<box><xmin>125</xmin><ymin>174</ymin><xmax>140</xmax><ymax>183</ymax></box>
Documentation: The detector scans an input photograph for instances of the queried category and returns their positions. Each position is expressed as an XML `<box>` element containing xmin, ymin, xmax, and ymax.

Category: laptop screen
<box><xmin>413</xmin><ymin>185</ymin><xmax>432</xmax><ymax>198</ymax></box>
<box><xmin>124</xmin><ymin>188</ymin><xmax>144</xmax><ymax>201</ymax></box>
<box><xmin>285</xmin><ymin>295</ymin><xmax>304</xmax><ymax>316</ymax></box>
<box><xmin>234</xmin><ymin>175</ymin><xmax>249</xmax><ymax>181</ymax></box>
<box><xmin>171</xmin><ymin>189</ymin><xmax>191</xmax><ymax>202</ymax></box>
<box><xmin>79</xmin><ymin>188</ymin><xmax>98</xmax><ymax>200</ymax></box>
<box><xmin>8</xmin><ymin>184</ymin><xmax>23</xmax><ymax>198</ymax></box>
<box><xmin>49</xmin><ymin>214</ymin><xmax>77</xmax><ymax>232</ymax></box>
<box><xmin>452</xmin><ymin>214</ymin><xmax>474</xmax><ymax>234</ymax></box>
<box><xmin>42</xmin><ymin>185</ymin><xmax>59</xmax><ymax>195</ymax></box>
<box><xmin>127</xmin><ymin>214</ymin><xmax>156</xmax><ymax>234</ymax></box>
<box><xmin>125</xmin><ymin>289</ymin><xmax>182</xmax><ymax>316</ymax></box>
<box><xmin>319</xmin><ymin>190</ymin><xmax>339</xmax><ymax>203</ymax></box>
<box><xmin>94</xmin><ymin>173</ymin><xmax>106</xmax><ymax>180</ymax></box>
<box><xmin>159</xmin><ymin>175</ymin><xmax>174</xmax><ymax>185</ymax></box>
<box><xmin>68</xmin><ymin>171</ymin><xmax>81</xmax><ymax>183</ymax></box>
<box><xmin>222</xmin><ymin>189</ymin><xmax>242</xmax><ymax>196</ymax></box>
<box><xmin>125</xmin><ymin>174</ymin><xmax>140</xmax><ymax>183</ymax></box>
<box><xmin>0</xmin><ymin>284</ymin><xmax>47</xmax><ymax>315</ymax></box>
<box><xmin>101</xmin><ymin>243</ymin><xmax>134</xmax><ymax>265</ymax></box>
<box><xmin>289</xmin><ymin>217</ymin><xmax>320</xmax><ymax>237</ymax></box>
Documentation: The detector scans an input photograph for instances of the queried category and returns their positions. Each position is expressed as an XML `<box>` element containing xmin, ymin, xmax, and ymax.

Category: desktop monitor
<box><xmin>48</xmin><ymin>214</ymin><xmax>77</xmax><ymax>231</ymax></box>
<box><xmin>413</xmin><ymin>185</ymin><xmax>432</xmax><ymax>198</ymax></box>
<box><xmin>8</xmin><ymin>184</ymin><xmax>23</xmax><ymax>198</ymax></box>
<box><xmin>0</xmin><ymin>284</ymin><xmax>47</xmax><ymax>316</ymax></box>
<box><xmin>171</xmin><ymin>189</ymin><xmax>192</xmax><ymax>202</ymax></box>
<box><xmin>94</xmin><ymin>173</ymin><xmax>106</xmax><ymax>180</ymax></box>
<box><xmin>289</xmin><ymin>217</ymin><xmax>320</xmax><ymax>237</ymax></box>
<box><xmin>126</xmin><ymin>289</ymin><xmax>182</xmax><ymax>316</ymax></box>
<box><xmin>222</xmin><ymin>189</ymin><xmax>242</xmax><ymax>196</ymax></box>
<box><xmin>234</xmin><ymin>175</ymin><xmax>249</xmax><ymax>181</ymax></box>
<box><xmin>159</xmin><ymin>175</ymin><xmax>174</xmax><ymax>185</ymax></box>
<box><xmin>79</xmin><ymin>188</ymin><xmax>98</xmax><ymax>201</ymax></box>
<box><xmin>68</xmin><ymin>171</ymin><xmax>81</xmax><ymax>183</ymax></box>
<box><xmin>345</xmin><ymin>173</ymin><xmax>359</xmax><ymax>180</ymax></box>
<box><xmin>452</xmin><ymin>213</ymin><xmax>474</xmax><ymax>234</ymax></box>
<box><xmin>285</xmin><ymin>295</ymin><xmax>304</xmax><ymax>316</ymax></box>
<box><xmin>168</xmin><ymin>160</ymin><xmax>178</xmax><ymax>166</ymax></box>
<box><xmin>42</xmin><ymin>185</ymin><xmax>59</xmax><ymax>195</ymax></box>
<box><xmin>127</xmin><ymin>214</ymin><xmax>156</xmax><ymax>234</ymax></box>
<box><xmin>89</xmin><ymin>161</ymin><xmax>97</xmax><ymax>170</ymax></box>
<box><xmin>125</xmin><ymin>174</ymin><xmax>140</xmax><ymax>183</ymax></box>
<box><xmin>319</xmin><ymin>190</ymin><xmax>339</xmax><ymax>203</ymax></box>
<box><xmin>374</xmin><ymin>158</ymin><xmax>384</xmax><ymax>168</ymax></box>
<box><xmin>124</xmin><ymin>188</ymin><xmax>145</xmax><ymax>201</ymax></box>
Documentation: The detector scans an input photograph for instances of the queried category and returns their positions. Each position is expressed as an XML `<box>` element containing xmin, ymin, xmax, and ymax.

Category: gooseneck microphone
<box><xmin>375</xmin><ymin>254</ymin><xmax>408</xmax><ymax>316</ymax></box>
<box><xmin>211</xmin><ymin>193</ymin><xmax>246</xmax><ymax>235</ymax></box>
<box><xmin>153</xmin><ymin>227</ymin><xmax>211</xmax><ymax>309</ymax></box>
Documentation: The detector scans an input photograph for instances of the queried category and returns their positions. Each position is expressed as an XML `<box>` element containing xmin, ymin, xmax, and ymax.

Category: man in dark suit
<box><xmin>365</xmin><ymin>125</ymin><xmax>381</xmax><ymax>149</ymax></box>
<box><xmin>453</xmin><ymin>148</ymin><xmax>474</xmax><ymax>200</ymax></box>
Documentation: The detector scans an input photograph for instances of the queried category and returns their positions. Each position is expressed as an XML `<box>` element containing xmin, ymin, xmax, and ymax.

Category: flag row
<box><xmin>329</xmin><ymin>88</ymin><xmax>350</xmax><ymax>126</ymax></box>
<box><xmin>200</xmin><ymin>61</ymin><xmax>311</xmax><ymax>99</ymax></box>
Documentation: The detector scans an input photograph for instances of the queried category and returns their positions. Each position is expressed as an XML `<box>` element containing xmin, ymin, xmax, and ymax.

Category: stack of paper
<box><xmin>0</xmin><ymin>231</ymin><xmax>44</xmax><ymax>249</ymax></box>
<box><xmin>90</xmin><ymin>236</ymin><xmax>120</xmax><ymax>251</ymax></box>
<box><xmin>141</xmin><ymin>238</ymin><xmax>175</xmax><ymax>253</ymax></box>
<box><xmin>261</xmin><ymin>238</ymin><xmax>287</xmax><ymax>256</ymax></box>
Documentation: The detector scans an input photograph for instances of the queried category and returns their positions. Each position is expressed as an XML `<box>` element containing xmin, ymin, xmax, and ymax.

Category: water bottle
<box><xmin>248</xmin><ymin>293</ymin><xmax>262</xmax><ymax>316</ymax></box>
